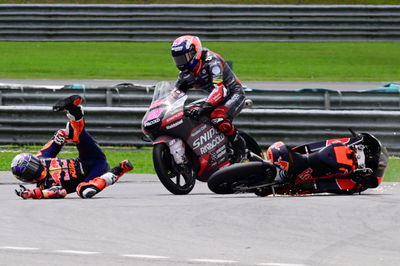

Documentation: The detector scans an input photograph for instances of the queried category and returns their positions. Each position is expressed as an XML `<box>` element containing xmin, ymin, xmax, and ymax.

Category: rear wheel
<box><xmin>153</xmin><ymin>143</ymin><xmax>195</xmax><ymax>195</ymax></box>
<box><xmin>208</xmin><ymin>161</ymin><xmax>276</xmax><ymax>194</ymax></box>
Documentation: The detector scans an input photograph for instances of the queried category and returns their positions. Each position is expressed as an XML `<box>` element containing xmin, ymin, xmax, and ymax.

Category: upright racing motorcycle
<box><xmin>142</xmin><ymin>81</ymin><xmax>262</xmax><ymax>195</ymax></box>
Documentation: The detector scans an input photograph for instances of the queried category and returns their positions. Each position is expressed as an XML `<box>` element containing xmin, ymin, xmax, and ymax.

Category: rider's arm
<box><xmin>205</xmin><ymin>59</ymin><xmax>228</xmax><ymax>107</ymax></box>
<box><xmin>175</xmin><ymin>73</ymin><xmax>191</xmax><ymax>93</ymax></box>
<box><xmin>15</xmin><ymin>185</ymin><xmax>67</xmax><ymax>199</ymax></box>
<box><xmin>36</xmin><ymin>129</ymin><xmax>66</xmax><ymax>158</ymax></box>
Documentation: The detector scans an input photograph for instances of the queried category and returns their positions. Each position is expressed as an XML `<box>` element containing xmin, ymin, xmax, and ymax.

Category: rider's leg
<box><xmin>53</xmin><ymin>94</ymin><xmax>110</xmax><ymax>181</ymax></box>
<box><xmin>210</xmin><ymin>108</ymin><xmax>246</xmax><ymax>163</ymax></box>
<box><xmin>53</xmin><ymin>94</ymin><xmax>85</xmax><ymax>143</ymax></box>
<box><xmin>209</xmin><ymin>95</ymin><xmax>247</xmax><ymax>163</ymax></box>
<box><xmin>266</xmin><ymin>141</ymin><xmax>309</xmax><ymax>184</ymax></box>
<box><xmin>53</xmin><ymin>94</ymin><xmax>107</xmax><ymax>163</ymax></box>
<box><xmin>76</xmin><ymin>160</ymin><xmax>134</xmax><ymax>198</ymax></box>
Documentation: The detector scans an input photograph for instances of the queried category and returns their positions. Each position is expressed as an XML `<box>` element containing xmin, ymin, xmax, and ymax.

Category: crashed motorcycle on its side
<box><xmin>142</xmin><ymin>81</ymin><xmax>262</xmax><ymax>195</ymax></box>
<box><xmin>208</xmin><ymin>131</ymin><xmax>388</xmax><ymax>196</ymax></box>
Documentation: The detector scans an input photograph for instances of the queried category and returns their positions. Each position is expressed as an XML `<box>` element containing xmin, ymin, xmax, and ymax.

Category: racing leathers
<box><xmin>266</xmin><ymin>141</ymin><xmax>376</xmax><ymax>195</ymax></box>
<box><xmin>14</xmin><ymin>95</ymin><xmax>133</xmax><ymax>199</ymax></box>
<box><xmin>176</xmin><ymin>48</ymin><xmax>247</xmax><ymax>162</ymax></box>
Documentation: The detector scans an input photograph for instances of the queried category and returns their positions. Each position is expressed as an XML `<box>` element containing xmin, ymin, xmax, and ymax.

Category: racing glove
<box><xmin>184</xmin><ymin>103</ymin><xmax>213</xmax><ymax>120</ymax></box>
<box><xmin>53</xmin><ymin>129</ymin><xmax>68</xmax><ymax>145</ymax></box>
<box><xmin>15</xmin><ymin>185</ymin><xmax>67</xmax><ymax>199</ymax></box>
<box><xmin>15</xmin><ymin>185</ymin><xmax>42</xmax><ymax>199</ymax></box>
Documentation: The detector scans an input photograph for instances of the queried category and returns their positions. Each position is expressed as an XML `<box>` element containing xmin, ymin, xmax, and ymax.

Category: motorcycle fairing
<box><xmin>187</xmin><ymin>123</ymin><xmax>230</xmax><ymax>181</ymax></box>
<box><xmin>144</xmin><ymin>82</ymin><xmax>232</xmax><ymax>182</ymax></box>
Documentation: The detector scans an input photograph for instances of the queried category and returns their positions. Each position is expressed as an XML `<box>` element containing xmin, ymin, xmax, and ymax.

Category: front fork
<box><xmin>167</xmin><ymin>138</ymin><xmax>187</xmax><ymax>165</ymax></box>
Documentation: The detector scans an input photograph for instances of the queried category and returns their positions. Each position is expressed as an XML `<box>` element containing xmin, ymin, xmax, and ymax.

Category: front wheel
<box><xmin>153</xmin><ymin>143</ymin><xmax>196</xmax><ymax>195</ymax></box>
<box><xmin>208</xmin><ymin>161</ymin><xmax>276</xmax><ymax>194</ymax></box>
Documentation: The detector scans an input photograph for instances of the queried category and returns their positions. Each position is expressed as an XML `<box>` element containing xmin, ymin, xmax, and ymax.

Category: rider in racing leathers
<box><xmin>11</xmin><ymin>95</ymin><xmax>134</xmax><ymax>199</ymax></box>
<box><xmin>264</xmin><ymin>140</ymin><xmax>382</xmax><ymax>195</ymax></box>
<box><xmin>171</xmin><ymin>35</ymin><xmax>247</xmax><ymax>163</ymax></box>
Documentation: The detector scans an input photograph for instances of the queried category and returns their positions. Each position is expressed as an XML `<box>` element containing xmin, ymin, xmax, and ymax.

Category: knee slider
<box><xmin>211</xmin><ymin>117</ymin><xmax>234</xmax><ymax>135</ymax></box>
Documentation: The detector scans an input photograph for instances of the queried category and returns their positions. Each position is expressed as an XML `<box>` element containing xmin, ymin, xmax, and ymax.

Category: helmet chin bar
<box><xmin>11</xmin><ymin>153</ymin><xmax>45</xmax><ymax>183</ymax></box>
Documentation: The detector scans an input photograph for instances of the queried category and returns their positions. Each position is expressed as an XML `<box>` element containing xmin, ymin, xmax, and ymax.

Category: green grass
<box><xmin>1</xmin><ymin>1</ymin><xmax>400</xmax><ymax>4</ymax></box>
<box><xmin>384</xmin><ymin>157</ymin><xmax>400</xmax><ymax>182</ymax></box>
<box><xmin>1</xmin><ymin>145</ymin><xmax>155</xmax><ymax>174</ymax></box>
<box><xmin>1</xmin><ymin>42</ymin><xmax>399</xmax><ymax>82</ymax></box>
<box><xmin>2</xmin><ymin>145</ymin><xmax>399</xmax><ymax>182</ymax></box>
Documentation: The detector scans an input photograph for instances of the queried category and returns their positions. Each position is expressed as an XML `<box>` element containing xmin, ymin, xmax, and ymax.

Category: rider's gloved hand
<box><xmin>53</xmin><ymin>129</ymin><xmax>68</xmax><ymax>145</ymax></box>
<box><xmin>15</xmin><ymin>185</ymin><xmax>43</xmax><ymax>199</ymax></box>
<box><xmin>185</xmin><ymin>103</ymin><xmax>213</xmax><ymax>120</ymax></box>
<box><xmin>185</xmin><ymin>107</ymin><xmax>202</xmax><ymax>120</ymax></box>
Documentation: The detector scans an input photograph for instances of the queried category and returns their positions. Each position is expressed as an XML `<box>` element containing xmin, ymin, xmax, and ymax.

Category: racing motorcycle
<box><xmin>142</xmin><ymin>81</ymin><xmax>262</xmax><ymax>195</ymax></box>
<box><xmin>208</xmin><ymin>131</ymin><xmax>388</xmax><ymax>196</ymax></box>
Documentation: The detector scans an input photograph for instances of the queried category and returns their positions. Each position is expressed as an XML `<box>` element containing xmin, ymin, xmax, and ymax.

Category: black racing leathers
<box><xmin>174</xmin><ymin>48</ymin><xmax>245</xmax><ymax>119</ymax></box>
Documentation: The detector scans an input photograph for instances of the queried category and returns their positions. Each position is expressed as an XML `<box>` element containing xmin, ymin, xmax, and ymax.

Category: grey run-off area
<box><xmin>0</xmin><ymin>79</ymin><xmax>390</xmax><ymax>91</ymax></box>
<box><xmin>0</xmin><ymin>172</ymin><xmax>399</xmax><ymax>266</ymax></box>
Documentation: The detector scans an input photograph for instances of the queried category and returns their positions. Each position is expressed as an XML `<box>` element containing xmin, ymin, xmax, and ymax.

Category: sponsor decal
<box><xmin>193</xmin><ymin>127</ymin><xmax>217</xmax><ymax>149</ymax></box>
<box><xmin>166</xmin><ymin>111</ymin><xmax>183</xmax><ymax>123</ymax></box>
<box><xmin>191</xmin><ymin>124</ymin><xmax>207</xmax><ymax>137</ymax></box>
<box><xmin>270</xmin><ymin>141</ymin><xmax>285</xmax><ymax>150</ymax></box>
<box><xmin>49</xmin><ymin>159</ymin><xmax>61</xmax><ymax>183</ymax></box>
<box><xmin>326</xmin><ymin>138</ymin><xmax>350</xmax><ymax>145</ymax></box>
<box><xmin>162</xmin><ymin>111</ymin><xmax>183</xmax><ymax>126</ymax></box>
<box><xmin>211</xmin><ymin>118</ymin><xmax>224</xmax><ymax>125</ymax></box>
<box><xmin>212</xmin><ymin>66</ymin><xmax>221</xmax><ymax>75</ymax></box>
<box><xmin>217</xmin><ymin>148</ymin><xmax>227</xmax><ymax>159</ymax></box>
<box><xmin>144</xmin><ymin>118</ymin><xmax>161</xmax><ymax>128</ymax></box>
<box><xmin>69</xmin><ymin>160</ymin><xmax>77</xmax><ymax>178</ymax></box>
<box><xmin>199</xmin><ymin>134</ymin><xmax>225</xmax><ymax>155</ymax></box>
<box><xmin>60</xmin><ymin>159</ymin><xmax>70</xmax><ymax>181</ymax></box>
<box><xmin>166</xmin><ymin>119</ymin><xmax>183</xmax><ymax>130</ymax></box>
<box><xmin>275</xmin><ymin>158</ymin><xmax>289</xmax><ymax>172</ymax></box>
<box><xmin>193</xmin><ymin>127</ymin><xmax>226</xmax><ymax>154</ymax></box>
<box><xmin>297</xmin><ymin>168</ymin><xmax>313</xmax><ymax>182</ymax></box>
<box><xmin>172</xmin><ymin>46</ymin><xmax>183</xmax><ymax>51</ymax></box>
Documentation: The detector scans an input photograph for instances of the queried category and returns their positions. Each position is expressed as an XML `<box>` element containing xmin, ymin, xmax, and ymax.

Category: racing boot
<box><xmin>53</xmin><ymin>95</ymin><xmax>85</xmax><ymax>143</ymax></box>
<box><xmin>228</xmin><ymin>132</ymin><xmax>247</xmax><ymax>163</ymax></box>
<box><xmin>53</xmin><ymin>94</ymin><xmax>84</xmax><ymax>121</ymax></box>
<box><xmin>76</xmin><ymin>160</ymin><xmax>134</xmax><ymax>198</ymax></box>
<box><xmin>110</xmin><ymin>160</ymin><xmax>134</xmax><ymax>181</ymax></box>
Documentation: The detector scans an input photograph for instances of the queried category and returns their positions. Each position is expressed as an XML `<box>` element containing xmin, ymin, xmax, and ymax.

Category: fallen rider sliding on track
<box><xmin>11</xmin><ymin>95</ymin><xmax>134</xmax><ymax>199</ymax></box>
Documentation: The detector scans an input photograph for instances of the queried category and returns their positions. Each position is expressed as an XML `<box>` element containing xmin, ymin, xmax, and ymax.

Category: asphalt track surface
<box><xmin>1</xmin><ymin>79</ymin><xmax>399</xmax><ymax>266</ymax></box>
<box><xmin>0</xmin><ymin>172</ymin><xmax>399</xmax><ymax>266</ymax></box>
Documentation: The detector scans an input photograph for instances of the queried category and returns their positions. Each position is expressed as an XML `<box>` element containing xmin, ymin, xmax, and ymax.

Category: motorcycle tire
<box><xmin>153</xmin><ymin>143</ymin><xmax>196</xmax><ymax>195</ymax></box>
<box><xmin>208</xmin><ymin>161</ymin><xmax>276</xmax><ymax>194</ymax></box>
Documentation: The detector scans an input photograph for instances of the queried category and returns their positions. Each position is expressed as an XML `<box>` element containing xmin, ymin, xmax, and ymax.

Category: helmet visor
<box><xmin>172</xmin><ymin>51</ymin><xmax>195</xmax><ymax>69</ymax></box>
<box><xmin>18</xmin><ymin>156</ymin><xmax>44</xmax><ymax>183</ymax></box>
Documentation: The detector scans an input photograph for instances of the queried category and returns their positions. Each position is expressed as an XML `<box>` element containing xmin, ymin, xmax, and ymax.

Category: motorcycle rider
<box><xmin>171</xmin><ymin>35</ymin><xmax>247</xmax><ymax>163</ymax></box>
<box><xmin>265</xmin><ymin>140</ymin><xmax>381</xmax><ymax>195</ymax></box>
<box><xmin>11</xmin><ymin>95</ymin><xmax>134</xmax><ymax>199</ymax></box>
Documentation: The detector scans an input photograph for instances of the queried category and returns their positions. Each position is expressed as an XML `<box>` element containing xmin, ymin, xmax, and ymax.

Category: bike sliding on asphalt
<box><xmin>208</xmin><ymin>130</ymin><xmax>388</xmax><ymax>196</ymax></box>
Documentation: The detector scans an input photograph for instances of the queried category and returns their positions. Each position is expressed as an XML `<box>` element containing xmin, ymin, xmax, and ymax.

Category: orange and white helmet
<box><xmin>171</xmin><ymin>35</ymin><xmax>202</xmax><ymax>72</ymax></box>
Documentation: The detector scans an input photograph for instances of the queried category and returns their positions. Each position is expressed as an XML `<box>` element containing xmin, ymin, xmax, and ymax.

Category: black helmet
<box><xmin>11</xmin><ymin>153</ymin><xmax>45</xmax><ymax>183</ymax></box>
